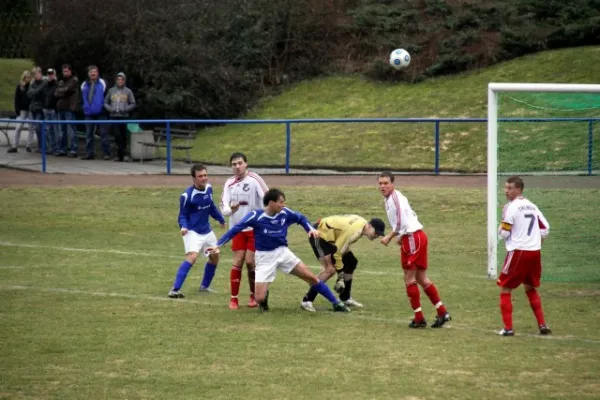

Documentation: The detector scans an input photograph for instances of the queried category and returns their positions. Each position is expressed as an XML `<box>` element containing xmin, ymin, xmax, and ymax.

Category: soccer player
<box><xmin>300</xmin><ymin>214</ymin><xmax>386</xmax><ymax>312</ymax></box>
<box><xmin>378</xmin><ymin>171</ymin><xmax>451</xmax><ymax>328</ymax></box>
<box><xmin>168</xmin><ymin>163</ymin><xmax>225</xmax><ymax>299</ymax></box>
<box><xmin>208</xmin><ymin>188</ymin><xmax>351</xmax><ymax>313</ymax></box>
<box><xmin>497</xmin><ymin>176</ymin><xmax>551</xmax><ymax>336</ymax></box>
<box><xmin>220</xmin><ymin>152</ymin><xmax>268</xmax><ymax>310</ymax></box>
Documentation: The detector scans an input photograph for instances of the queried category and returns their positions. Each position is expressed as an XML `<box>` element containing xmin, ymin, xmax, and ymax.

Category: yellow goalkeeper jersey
<box><xmin>315</xmin><ymin>215</ymin><xmax>367</xmax><ymax>260</ymax></box>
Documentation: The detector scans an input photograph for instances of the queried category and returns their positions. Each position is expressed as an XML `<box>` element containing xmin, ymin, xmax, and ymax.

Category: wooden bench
<box><xmin>0</xmin><ymin>111</ymin><xmax>17</xmax><ymax>148</ymax></box>
<box><xmin>138</xmin><ymin>127</ymin><xmax>196</xmax><ymax>164</ymax></box>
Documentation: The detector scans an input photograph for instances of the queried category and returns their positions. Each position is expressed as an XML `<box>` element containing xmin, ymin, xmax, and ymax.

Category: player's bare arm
<box><xmin>381</xmin><ymin>230</ymin><xmax>399</xmax><ymax>246</ymax></box>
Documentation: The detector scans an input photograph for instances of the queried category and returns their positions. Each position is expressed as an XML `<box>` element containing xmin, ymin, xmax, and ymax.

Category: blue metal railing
<box><xmin>1</xmin><ymin>117</ymin><xmax>598</xmax><ymax>175</ymax></box>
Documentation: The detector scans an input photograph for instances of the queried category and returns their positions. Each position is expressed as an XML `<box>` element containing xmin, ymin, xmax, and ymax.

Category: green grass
<box><xmin>1</xmin><ymin>185</ymin><xmax>599</xmax><ymax>399</ymax></box>
<box><xmin>188</xmin><ymin>46</ymin><xmax>600</xmax><ymax>172</ymax></box>
<box><xmin>0</xmin><ymin>58</ymin><xmax>33</xmax><ymax>112</ymax></box>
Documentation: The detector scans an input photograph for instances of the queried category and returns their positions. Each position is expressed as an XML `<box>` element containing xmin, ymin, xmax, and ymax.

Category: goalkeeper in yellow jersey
<box><xmin>301</xmin><ymin>215</ymin><xmax>385</xmax><ymax>312</ymax></box>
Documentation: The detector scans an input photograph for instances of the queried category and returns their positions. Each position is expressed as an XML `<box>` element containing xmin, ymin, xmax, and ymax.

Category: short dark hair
<box><xmin>378</xmin><ymin>170</ymin><xmax>395</xmax><ymax>183</ymax></box>
<box><xmin>87</xmin><ymin>65</ymin><xmax>98</xmax><ymax>72</ymax></box>
<box><xmin>230</xmin><ymin>152</ymin><xmax>247</xmax><ymax>163</ymax></box>
<box><xmin>190</xmin><ymin>163</ymin><xmax>207</xmax><ymax>177</ymax></box>
<box><xmin>61</xmin><ymin>64</ymin><xmax>71</xmax><ymax>71</ymax></box>
<box><xmin>506</xmin><ymin>176</ymin><xmax>524</xmax><ymax>190</ymax></box>
<box><xmin>263</xmin><ymin>188</ymin><xmax>285</xmax><ymax>206</ymax></box>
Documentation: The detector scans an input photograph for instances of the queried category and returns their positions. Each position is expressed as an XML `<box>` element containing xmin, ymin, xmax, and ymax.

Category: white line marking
<box><xmin>0</xmin><ymin>265</ymin><xmax>24</xmax><ymax>269</ymax></box>
<box><xmin>2</xmin><ymin>285</ymin><xmax>599</xmax><ymax>345</ymax></box>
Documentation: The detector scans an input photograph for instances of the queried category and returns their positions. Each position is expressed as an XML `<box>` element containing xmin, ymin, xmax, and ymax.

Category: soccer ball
<box><xmin>389</xmin><ymin>48</ymin><xmax>411</xmax><ymax>69</ymax></box>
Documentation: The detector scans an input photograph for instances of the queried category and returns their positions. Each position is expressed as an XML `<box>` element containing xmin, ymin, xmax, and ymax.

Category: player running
<box><xmin>497</xmin><ymin>176</ymin><xmax>551</xmax><ymax>336</ymax></box>
<box><xmin>168</xmin><ymin>163</ymin><xmax>225</xmax><ymax>299</ymax></box>
<box><xmin>300</xmin><ymin>214</ymin><xmax>386</xmax><ymax>312</ymax></box>
<box><xmin>378</xmin><ymin>171</ymin><xmax>451</xmax><ymax>328</ymax></box>
<box><xmin>208</xmin><ymin>188</ymin><xmax>351</xmax><ymax>313</ymax></box>
<box><xmin>220</xmin><ymin>152</ymin><xmax>269</xmax><ymax>310</ymax></box>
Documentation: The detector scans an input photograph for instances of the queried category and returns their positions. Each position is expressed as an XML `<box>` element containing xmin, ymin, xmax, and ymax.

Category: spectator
<box><xmin>81</xmin><ymin>65</ymin><xmax>110</xmax><ymax>160</ymax></box>
<box><xmin>7</xmin><ymin>70</ymin><xmax>33</xmax><ymax>153</ymax></box>
<box><xmin>27</xmin><ymin>66</ymin><xmax>47</xmax><ymax>153</ymax></box>
<box><xmin>43</xmin><ymin>68</ymin><xmax>60</xmax><ymax>155</ymax></box>
<box><xmin>104</xmin><ymin>72</ymin><xmax>136</xmax><ymax>162</ymax></box>
<box><xmin>54</xmin><ymin>64</ymin><xmax>80</xmax><ymax>157</ymax></box>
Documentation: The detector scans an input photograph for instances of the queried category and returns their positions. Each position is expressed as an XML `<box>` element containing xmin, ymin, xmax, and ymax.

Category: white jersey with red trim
<box><xmin>220</xmin><ymin>171</ymin><xmax>268</xmax><ymax>230</ymax></box>
<box><xmin>500</xmin><ymin>197</ymin><xmax>550</xmax><ymax>251</ymax></box>
<box><xmin>384</xmin><ymin>190</ymin><xmax>423</xmax><ymax>236</ymax></box>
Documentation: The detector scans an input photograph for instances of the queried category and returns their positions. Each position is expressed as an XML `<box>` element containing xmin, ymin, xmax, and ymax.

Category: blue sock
<box><xmin>312</xmin><ymin>280</ymin><xmax>339</xmax><ymax>305</ymax></box>
<box><xmin>200</xmin><ymin>262</ymin><xmax>217</xmax><ymax>289</ymax></box>
<box><xmin>173</xmin><ymin>260</ymin><xmax>193</xmax><ymax>290</ymax></box>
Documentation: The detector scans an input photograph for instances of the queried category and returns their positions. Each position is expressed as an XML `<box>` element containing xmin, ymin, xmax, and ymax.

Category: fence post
<box><xmin>588</xmin><ymin>120</ymin><xmax>594</xmax><ymax>176</ymax></box>
<box><xmin>166</xmin><ymin>121</ymin><xmax>172</xmax><ymax>175</ymax></box>
<box><xmin>434</xmin><ymin>120</ymin><xmax>440</xmax><ymax>175</ymax></box>
<box><xmin>41</xmin><ymin>121</ymin><xmax>47</xmax><ymax>173</ymax></box>
<box><xmin>285</xmin><ymin>122</ymin><xmax>291</xmax><ymax>174</ymax></box>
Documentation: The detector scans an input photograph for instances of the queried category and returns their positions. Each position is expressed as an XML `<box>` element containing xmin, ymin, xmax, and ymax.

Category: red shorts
<box><xmin>496</xmin><ymin>250</ymin><xmax>541</xmax><ymax>289</ymax></box>
<box><xmin>231</xmin><ymin>230</ymin><xmax>255</xmax><ymax>252</ymax></box>
<box><xmin>400</xmin><ymin>230</ymin><xmax>428</xmax><ymax>270</ymax></box>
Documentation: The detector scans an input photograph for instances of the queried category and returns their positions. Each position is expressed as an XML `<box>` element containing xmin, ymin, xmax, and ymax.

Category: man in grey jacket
<box><xmin>104</xmin><ymin>72</ymin><xmax>136</xmax><ymax>162</ymax></box>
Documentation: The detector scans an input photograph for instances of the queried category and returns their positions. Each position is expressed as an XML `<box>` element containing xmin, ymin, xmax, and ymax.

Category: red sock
<box><xmin>500</xmin><ymin>292</ymin><xmax>513</xmax><ymax>330</ymax></box>
<box><xmin>526</xmin><ymin>288</ymin><xmax>546</xmax><ymax>326</ymax></box>
<box><xmin>247</xmin><ymin>267</ymin><xmax>256</xmax><ymax>296</ymax></box>
<box><xmin>230</xmin><ymin>266</ymin><xmax>242</xmax><ymax>298</ymax></box>
<box><xmin>406</xmin><ymin>282</ymin><xmax>424</xmax><ymax>322</ymax></box>
<box><xmin>423</xmin><ymin>283</ymin><xmax>447</xmax><ymax>316</ymax></box>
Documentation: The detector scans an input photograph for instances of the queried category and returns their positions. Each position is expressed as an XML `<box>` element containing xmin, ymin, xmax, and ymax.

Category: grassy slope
<box><xmin>0</xmin><ymin>186</ymin><xmax>599</xmax><ymax>399</ymax></box>
<box><xmin>187</xmin><ymin>46</ymin><xmax>600</xmax><ymax>172</ymax></box>
<box><xmin>0</xmin><ymin>58</ymin><xmax>33</xmax><ymax>113</ymax></box>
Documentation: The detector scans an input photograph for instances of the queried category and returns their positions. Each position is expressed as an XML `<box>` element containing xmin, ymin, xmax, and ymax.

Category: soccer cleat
<box><xmin>168</xmin><ymin>289</ymin><xmax>185</xmax><ymax>299</ymax></box>
<box><xmin>408</xmin><ymin>319</ymin><xmax>427</xmax><ymax>328</ymax></box>
<box><xmin>333</xmin><ymin>302</ymin><xmax>351</xmax><ymax>313</ymax></box>
<box><xmin>199</xmin><ymin>285</ymin><xmax>218</xmax><ymax>293</ymax></box>
<box><xmin>343</xmin><ymin>298</ymin><xmax>363</xmax><ymax>308</ymax></box>
<box><xmin>498</xmin><ymin>328</ymin><xmax>515</xmax><ymax>336</ymax></box>
<box><xmin>229</xmin><ymin>297</ymin><xmax>239</xmax><ymax>310</ymax></box>
<box><xmin>539</xmin><ymin>325</ymin><xmax>552</xmax><ymax>335</ymax></box>
<box><xmin>300</xmin><ymin>301</ymin><xmax>316</xmax><ymax>312</ymax></box>
<box><xmin>431</xmin><ymin>312</ymin><xmax>452</xmax><ymax>328</ymax></box>
<box><xmin>259</xmin><ymin>291</ymin><xmax>270</xmax><ymax>312</ymax></box>
<box><xmin>334</xmin><ymin>278</ymin><xmax>345</xmax><ymax>294</ymax></box>
<box><xmin>248</xmin><ymin>295</ymin><xmax>258</xmax><ymax>308</ymax></box>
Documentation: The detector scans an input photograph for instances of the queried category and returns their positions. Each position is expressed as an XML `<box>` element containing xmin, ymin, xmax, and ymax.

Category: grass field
<box><xmin>0</xmin><ymin>58</ymin><xmax>33</xmax><ymax>112</ymax></box>
<box><xmin>185</xmin><ymin>46</ymin><xmax>600</xmax><ymax>172</ymax></box>
<box><xmin>1</xmin><ymin>184</ymin><xmax>599</xmax><ymax>400</ymax></box>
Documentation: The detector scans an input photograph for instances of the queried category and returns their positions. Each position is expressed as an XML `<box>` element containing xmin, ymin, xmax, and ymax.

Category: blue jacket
<box><xmin>81</xmin><ymin>78</ymin><xmax>107</xmax><ymax>116</ymax></box>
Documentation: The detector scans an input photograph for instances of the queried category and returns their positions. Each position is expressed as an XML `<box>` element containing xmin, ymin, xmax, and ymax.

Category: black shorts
<box><xmin>309</xmin><ymin>237</ymin><xmax>337</xmax><ymax>261</ymax></box>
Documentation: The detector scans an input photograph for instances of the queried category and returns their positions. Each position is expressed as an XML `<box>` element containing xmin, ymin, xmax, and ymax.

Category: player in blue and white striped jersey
<box><xmin>208</xmin><ymin>188</ymin><xmax>350</xmax><ymax>312</ymax></box>
<box><xmin>168</xmin><ymin>163</ymin><xmax>226</xmax><ymax>299</ymax></box>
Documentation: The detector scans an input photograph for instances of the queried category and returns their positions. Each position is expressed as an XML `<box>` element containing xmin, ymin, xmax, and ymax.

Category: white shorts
<box><xmin>255</xmin><ymin>247</ymin><xmax>301</xmax><ymax>283</ymax></box>
<box><xmin>182</xmin><ymin>230</ymin><xmax>217</xmax><ymax>255</ymax></box>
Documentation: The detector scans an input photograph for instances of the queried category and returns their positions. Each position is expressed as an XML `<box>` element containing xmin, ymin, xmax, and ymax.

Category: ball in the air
<box><xmin>389</xmin><ymin>48</ymin><xmax>411</xmax><ymax>69</ymax></box>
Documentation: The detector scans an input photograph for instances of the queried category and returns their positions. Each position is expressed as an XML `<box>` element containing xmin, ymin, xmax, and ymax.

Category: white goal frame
<box><xmin>487</xmin><ymin>83</ymin><xmax>600</xmax><ymax>278</ymax></box>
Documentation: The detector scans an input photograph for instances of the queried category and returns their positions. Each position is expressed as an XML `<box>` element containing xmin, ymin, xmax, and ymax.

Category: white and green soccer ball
<box><xmin>389</xmin><ymin>48</ymin><xmax>411</xmax><ymax>69</ymax></box>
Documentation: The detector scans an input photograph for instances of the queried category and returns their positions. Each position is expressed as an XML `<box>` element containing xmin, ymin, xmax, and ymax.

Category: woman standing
<box><xmin>7</xmin><ymin>70</ymin><xmax>33</xmax><ymax>153</ymax></box>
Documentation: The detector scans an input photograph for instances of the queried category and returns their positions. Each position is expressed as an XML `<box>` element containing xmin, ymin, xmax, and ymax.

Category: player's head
<box><xmin>263</xmin><ymin>188</ymin><xmax>286</xmax><ymax>213</ymax></box>
<box><xmin>364</xmin><ymin>218</ymin><xmax>386</xmax><ymax>240</ymax></box>
<box><xmin>378</xmin><ymin>171</ymin><xmax>395</xmax><ymax>197</ymax></box>
<box><xmin>190</xmin><ymin>163</ymin><xmax>208</xmax><ymax>188</ymax></box>
<box><xmin>504</xmin><ymin>176</ymin><xmax>524</xmax><ymax>201</ymax></box>
<box><xmin>230</xmin><ymin>152</ymin><xmax>248</xmax><ymax>177</ymax></box>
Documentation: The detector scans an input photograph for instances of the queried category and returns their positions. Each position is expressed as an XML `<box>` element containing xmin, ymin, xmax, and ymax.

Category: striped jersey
<box><xmin>220</xmin><ymin>171</ymin><xmax>268</xmax><ymax>231</ymax></box>
<box><xmin>384</xmin><ymin>190</ymin><xmax>423</xmax><ymax>236</ymax></box>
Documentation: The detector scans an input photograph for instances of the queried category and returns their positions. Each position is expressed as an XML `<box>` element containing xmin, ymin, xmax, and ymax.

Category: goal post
<box><xmin>487</xmin><ymin>83</ymin><xmax>600</xmax><ymax>280</ymax></box>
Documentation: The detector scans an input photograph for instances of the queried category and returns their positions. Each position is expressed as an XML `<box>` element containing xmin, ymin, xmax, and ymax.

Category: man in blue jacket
<box><xmin>81</xmin><ymin>65</ymin><xmax>110</xmax><ymax>160</ymax></box>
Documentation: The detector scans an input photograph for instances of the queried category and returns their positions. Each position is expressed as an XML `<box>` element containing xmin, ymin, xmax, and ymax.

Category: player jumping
<box><xmin>300</xmin><ymin>214</ymin><xmax>386</xmax><ymax>312</ymax></box>
<box><xmin>497</xmin><ymin>176</ymin><xmax>551</xmax><ymax>336</ymax></box>
<box><xmin>168</xmin><ymin>163</ymin><xmax>225</xmax><ymax>298</ymax></box>
<box><xmin>378</xmin><ymin>171</ymin><xmax>451</xmax><ymax>328</ymax></box>
<box><xmin>220</xmin><ymin>152</ymin><xmax>269</xmax><ymax>310</ymax></box>
<box><xmin>208</xmin><ymin>188</ymin><xmax>351</xmax><ymax>313</ymax></box>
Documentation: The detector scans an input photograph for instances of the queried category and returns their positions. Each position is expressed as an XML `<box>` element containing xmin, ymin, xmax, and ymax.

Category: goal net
<box><xmin>487</xmin><ymin>83</ymin><xmax>600</xmax><ymax>282</ymax></box>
